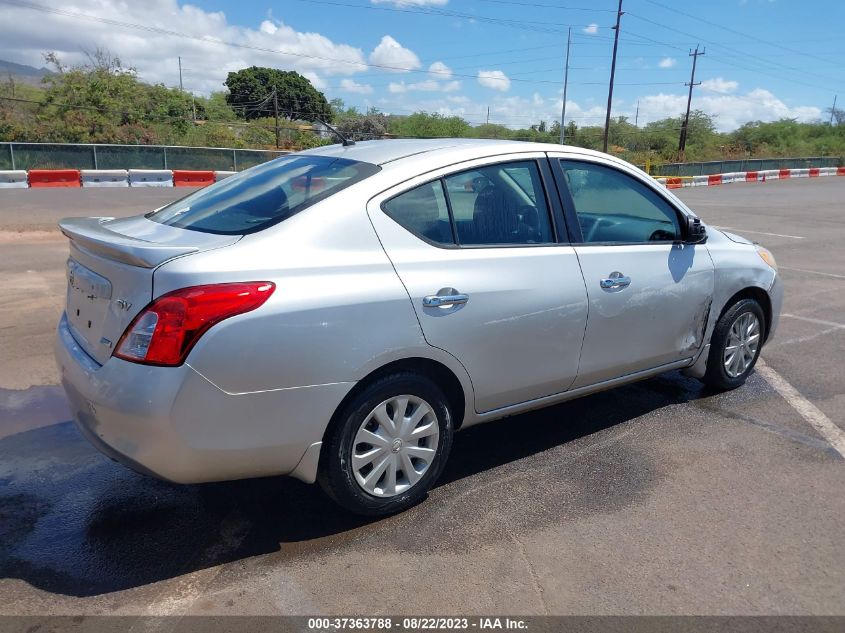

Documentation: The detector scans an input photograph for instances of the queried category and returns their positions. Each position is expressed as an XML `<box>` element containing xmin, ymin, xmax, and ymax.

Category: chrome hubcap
<box><xmin>723</xmin><ymin>312</ymin><xmax>761</xmax><ymax>378</ymax></box>
<box><xmin>352</xmin><ymin>395</ymin><xmax>440</xmax><ymax>498</ymax></box>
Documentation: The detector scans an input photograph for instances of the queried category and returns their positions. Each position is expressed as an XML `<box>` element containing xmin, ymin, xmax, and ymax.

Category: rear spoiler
<box><xmin>58</xmin><ymin>217</ymin><xmax>199</xmax><ymax>268</ymax></box>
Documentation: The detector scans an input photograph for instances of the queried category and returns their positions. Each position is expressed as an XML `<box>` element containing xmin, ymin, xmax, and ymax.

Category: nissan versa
<box><xmin>56</xmin><ymin>139</ymin><xmax>783</xmax><ymax>515</ymax></box>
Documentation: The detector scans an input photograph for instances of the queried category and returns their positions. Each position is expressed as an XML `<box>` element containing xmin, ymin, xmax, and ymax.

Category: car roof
<box><xmin>297</xmin><ymin>138</ymin><xmax>611</xmax><ymax>167</ymax></box>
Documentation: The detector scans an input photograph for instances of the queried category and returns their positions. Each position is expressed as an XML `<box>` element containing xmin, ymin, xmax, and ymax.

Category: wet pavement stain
<box><xmin>0</xmin><ymin>374</ymin><xmax>715</xmax><ymax>597</ymax></box>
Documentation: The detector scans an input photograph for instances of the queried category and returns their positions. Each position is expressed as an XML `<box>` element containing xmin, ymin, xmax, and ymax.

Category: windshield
<box><xmin>147</xmin><ymin>155</ymin><xmax>380</xmax><ymax>235</ymax></box>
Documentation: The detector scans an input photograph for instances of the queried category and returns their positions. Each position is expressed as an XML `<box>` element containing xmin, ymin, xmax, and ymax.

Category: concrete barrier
<box><xmin>707</xmin><ymin>174</ymin><xmax>722</xmax><ymax>186</ymax></box>
<box><xmin>28</xmin><ymin>169</ymin><xmax>81</xmax><ymax>188</ymax></box>
<box><xmin>129</xmin><ymin>169</ymin><xmax>173</xmax><ymax>187</ymax></box>
<box><xmin>791</xmin><ymin>168</ymin><xmax>809</xmax><ymax>178</ymax></box>
<box><xmin>173</xmin><ymin>170</ymin><xmax>214</xmax><ymax>187</ymax></box>
<box><xmin>0</xmin><ymin>170</ymin><xmax>28</xmax><ymax>188</ymax></box>
<box><xmin>809</xmin><ymin>168</ymin><xmax>820</xmax><ymax>178</ymax></box>
<box><xmin>779</xmin><ymin>169</ymin><xmax>792</xmax><ymax>179</ymax></box>
<box><xmin>691</xmin><ymin>175</ymin><xmax>709</xmax><ymax>187</ymax></box>
<box><xmin>81</xmin><ymin>169</ymin><xmax>129</xmax><ymax>188</ymax></box>
<box><xmin>838</xmin><ymin>167</ymin><xmax>845</xmax><ymax>176</ymax></box>
<box><xmin>214</xmin><ymin>171</ymin><xmax>237</xmax><ymax>181</ymax></box>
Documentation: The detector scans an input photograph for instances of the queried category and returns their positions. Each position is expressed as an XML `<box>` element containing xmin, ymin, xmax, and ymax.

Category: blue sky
<box><xmin>1</xmin><ymin>0</ymin><xmax>842</xmax><ymax>131</ymax></box>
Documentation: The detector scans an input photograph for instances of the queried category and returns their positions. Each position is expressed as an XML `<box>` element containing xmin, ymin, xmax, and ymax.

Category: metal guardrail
<box><xmin>0</xmin><ymin>142</ymin><xmax>288</xmax><ymax>172</ymax></box>
<box><xmin>651</xmin><ymin>157</ymin><xmax>840</xmax><ymax>177</ymax></box>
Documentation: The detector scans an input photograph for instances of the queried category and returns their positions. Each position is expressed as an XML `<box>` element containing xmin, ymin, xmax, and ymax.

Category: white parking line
<box><xmin>781</xmin><ymin>313</ymin><xmax>845</xmax><ymax>330</ymax></box>
<box><xmin>757</xmin><ymin>360</ymin><xmax>845</xmax><ymax>459</ymax></box>
<box><xmin>712</xmin><ymin>226</ymin><xmax>805</xmax><ymax>239</ymax></box>
<box><xmin>779</xmin><ymin>266</ymin><xmax>845</xmax><ymax>280</ymax></box>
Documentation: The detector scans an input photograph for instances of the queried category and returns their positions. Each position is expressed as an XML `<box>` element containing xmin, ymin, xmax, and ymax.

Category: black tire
<box><xmin>702</xmin><ymin>298</ymin><xmax>766</xmax><ymax>391</ymax></box>
<box><xmin>318</xmin><ymin>372</ymin><xmax>454</xmax><ymax>516</ymax></box>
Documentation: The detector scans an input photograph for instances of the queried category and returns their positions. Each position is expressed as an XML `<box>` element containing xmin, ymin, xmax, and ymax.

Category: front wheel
<box><xmin>318</xmin><ymin>372</ymin><xmax>454</xmax><ymax>516</ymax></box>
<box><xmin>702</xmin><ymin>298</ymin><xmax>766</xmax><ymax>390</ymax></box>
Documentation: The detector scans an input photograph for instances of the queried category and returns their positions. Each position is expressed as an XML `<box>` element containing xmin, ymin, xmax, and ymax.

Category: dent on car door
<box><xmin>367</xmin><ymin>155</ymin><xmax>589</xmax><ymax>413</ymax></box>
<box><xmin>551</xmin><ymin>157</ymin><xmax>715</xmax><ymax>388</ymax></box>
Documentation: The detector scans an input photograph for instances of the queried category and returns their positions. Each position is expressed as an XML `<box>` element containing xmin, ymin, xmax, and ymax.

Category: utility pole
<box><xmin>273</xmin><ymin>89</ymin><xmax>280</xmax><ymax>149</ymax></box>
<box><xmin>829</xmin><ymin>95</ymin><xmax>838</xmax><ymax>125</ymax></box>
<box><xmin>486</xmin><ymin>106</ymin><xmax>490</xmax><ymax>125</ymax></box>
<box><xmin>602</xmin><ymin>0</ymin><xmax>624</xmax><ymax>153</ymax></box>
<box><xmin>178</xmin><ymin>56</ymin><xmax>183</xmax><ymax>92</ymax></box>
<box><xmin>560</xmin><ymin>26</ymin><xmax>571</xmax><ymax>144</ymax></box>
<box><xmin>634</xmin><ymin>100</ymin><xmax>640</xmax><ymax>127</ymax></box>
<box><xmin>678</xmin><ymin>45</ymin><xmax>704</xmax><ymax>161</ymax></box>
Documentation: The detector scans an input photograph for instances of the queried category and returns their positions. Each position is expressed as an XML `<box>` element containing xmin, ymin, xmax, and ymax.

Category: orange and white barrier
<box><xmin>0</xmin><ymin>170</ymin><xmax>28</xmax><ymax>188</ymax></box>
<box><xmin>80</xmin><ymin>169</ymin><xmax>129</xmax><ymax>187</ymax></box>
<box><xmin>28</xmin><ymin>169</ymin><xmax>81</xmax><ymax>188</ymax></box>
<box><xmin>656</xmin><ymin>165</ymin><xmax>845</xmax><ymax>190</ymax></box>
<box><xmin>214</xmin><ymin>171</ymin><xmax>237</xmax><ymax>181</ymax></box>
<box><xmin>173</xmin><ymin>170</ymin><xmax>215</xmax><ymax>187</ymax></box>
<box><xmin>128</xmin><ymin>169</ymin><xmax>173</xmax><ymax>187</ymax></box>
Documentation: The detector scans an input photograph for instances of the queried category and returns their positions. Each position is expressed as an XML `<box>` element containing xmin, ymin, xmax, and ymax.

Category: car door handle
<box><xmin>600</xmin><ymin>273</ymin><xmax>631</xmax><ymax>290</ymax></box>
<box><xmin>423</xmin><ymin>291</ymin><xmax>469</xmax><ymax>308</ymax></box>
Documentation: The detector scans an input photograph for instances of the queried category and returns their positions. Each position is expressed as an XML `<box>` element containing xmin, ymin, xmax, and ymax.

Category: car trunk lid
<box><xmin>60</xmin><ymin>216</ymin><xmax>240</xmax><ymax>365</ymax></box>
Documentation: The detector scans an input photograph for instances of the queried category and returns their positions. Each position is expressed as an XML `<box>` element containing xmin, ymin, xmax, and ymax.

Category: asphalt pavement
<box><xmin>0</xmin><ymin>178</ymin><xmax>843</xmax><ymax>616</ymax></box>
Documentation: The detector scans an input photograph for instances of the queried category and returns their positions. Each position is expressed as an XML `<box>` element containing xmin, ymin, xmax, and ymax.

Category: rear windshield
<box><xmin>147</xmin><ymin>155</ymin><xmax>380</xmax><ymax>235</ymax></box>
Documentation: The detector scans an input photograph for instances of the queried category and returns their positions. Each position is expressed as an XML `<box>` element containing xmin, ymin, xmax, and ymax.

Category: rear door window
<box><xmin>148</xmin><ymin>156</ymin><xmax>380</xmax><ymax>235</ymax></box>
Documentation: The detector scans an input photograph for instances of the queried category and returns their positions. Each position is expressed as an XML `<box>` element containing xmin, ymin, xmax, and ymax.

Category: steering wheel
<box><xmin>648</xmin><ymin>229</ymin><xmax>674</xmax><ymax>241</ymax></box>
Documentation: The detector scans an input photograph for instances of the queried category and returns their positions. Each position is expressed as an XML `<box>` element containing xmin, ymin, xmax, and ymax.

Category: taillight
<box><xmin>114</xmin><ymin>282</ymin><xmax>275</xmax><ymax>366</ymax></box>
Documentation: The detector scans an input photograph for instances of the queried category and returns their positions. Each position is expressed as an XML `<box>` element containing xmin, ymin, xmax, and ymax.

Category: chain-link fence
<box><xmin>2</xmin><ymin>142</ymin><xmax>840</xmax><ymax>177</ymax></box>
<box><xmin>0</xmin><ymin>142</ymin><xmax>288</xmax><ymax>171</ymax></box>
<box><xmin>651</xmin><ymin>157</ymin><xmax>841</xmax><ymax>177</ymax></box>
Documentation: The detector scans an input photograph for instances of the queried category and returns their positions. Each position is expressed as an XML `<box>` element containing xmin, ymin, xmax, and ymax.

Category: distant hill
<box><xmin>0</xmin><ymin>59</ymin><xmax>51</xmax><ymax>87</ymax></box>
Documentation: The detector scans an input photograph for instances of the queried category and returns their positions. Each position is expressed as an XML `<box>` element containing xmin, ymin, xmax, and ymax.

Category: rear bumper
<box><xmin>55</xmin><ymin>313</ymin><xmax>354</xmax><ymax>484</ymax></box>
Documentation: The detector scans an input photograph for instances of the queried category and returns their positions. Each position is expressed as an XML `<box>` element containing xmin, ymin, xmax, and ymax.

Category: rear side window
<box><xmin>560</xmin><ymin>160</ymin><xmax>680</xmax><ymax>243</ymax></box>
<box><xmin>382</xmin><ymin>160</ymin><xmax>554</xmax><ymax>247</ymax></box>
<box><xmin>383</xmin><ymin>181</ymin><xmax>455</xmax><ymax>245</ymax></box>
<box><xmin>148</xmin><ymin>156</ymin><xmax>380</xmax><ymax>235</ymax></box>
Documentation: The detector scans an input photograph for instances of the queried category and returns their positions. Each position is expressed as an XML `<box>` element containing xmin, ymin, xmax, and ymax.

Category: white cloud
<box><xmin>636</xmin><ymin>88</ymin><xmax>821</xmax><ymax>131</ymax></box>
<box><xmin>380</xmin><ymin>85</ymin><xmax>820</xmax><ymax>134</ymax></box>
<box><xmin>372</xmin><ymin>0</ymin><xmax>448</xmax><ymax>6</ymax></box>
<box><xmin>477</xmin><ymin>69</ymin><xmax>511</xmax><ymax>92</ymax></box>
<box><xmin>658</xmin><ymin>57</ymin><xmax>676</xmax><ymax>68</ymax></box>
<box><xmin>428</xmin><ymin>61</ymin><xmax>453</xmax><ymax>79</ymax></box>
<box><xmin>388</xmin><ymin>78</ymin><xmax>461</xmax><ymax>93</ymax></box>
<box><xmin>369</xmin><ymin>35</ymin><xmax>421</xmax><ymax>72</ymax></box>
<box><xmin>340</xmin><ymin>78</ymin><xmax>373</xmax><ymax>94</ymax></box>
<box><xmin>0</xmin><ymin>0</ymin><xmax>369</xmax><ymax>95</ymax></box>
<box><xmin>583</xmin><ymin>23</ymin><xmax>599</xmax><ymax>35</ymax></box>
<box><xmin>700</xmin><ymin>77</ymin><xmax>739</xmax><ymax>94</ymax></box>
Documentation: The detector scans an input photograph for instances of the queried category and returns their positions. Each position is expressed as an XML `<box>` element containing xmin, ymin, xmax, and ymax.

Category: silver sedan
<box><xmin>55</xmin><ymin>139</ymin><xmax>783</xmax><ymax>515</ymax></box>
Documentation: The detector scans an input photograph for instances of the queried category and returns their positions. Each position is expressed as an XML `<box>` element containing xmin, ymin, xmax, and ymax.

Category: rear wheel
<box><xmin>319</xmin><ymin>372</ymin><xmax>454</xmax><ymax>516</ymax></box>
<box><xmin>702</xmin><ymin>298</ymin><xmax>765</xmax><ymax>390</ymax></box>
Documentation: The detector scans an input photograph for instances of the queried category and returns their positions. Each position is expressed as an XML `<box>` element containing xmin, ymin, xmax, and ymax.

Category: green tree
<box><xmin>336</xmin><ymin>112</ymin><xmax>390</xmax><ymax>141</ymax></box>
<box><xmin>224</xmin><ymin>67</ymin><xmax>332</xmax><ymax>122</ymax></box>
<box><xmin>389</xmin><ymin>112</ymin><xmax>471</xmax><ymax>138</ymax></box>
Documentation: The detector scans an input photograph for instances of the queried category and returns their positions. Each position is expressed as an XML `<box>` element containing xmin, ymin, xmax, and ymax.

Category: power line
<box><xmin>641</xmin><ymin>0</ymin><xmax>840</xmax><ymax>67</ymax></box>
<box><xmin>291</xmin><ymin>0</ymin><xmax>599</xmax><ymax>35</ymax></box>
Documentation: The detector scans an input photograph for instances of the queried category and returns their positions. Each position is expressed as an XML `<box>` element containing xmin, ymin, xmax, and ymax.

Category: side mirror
<box><xmin>685</xmin><ymin>216</ymin><xmax>707</xmax><ymax>244</ymax></box>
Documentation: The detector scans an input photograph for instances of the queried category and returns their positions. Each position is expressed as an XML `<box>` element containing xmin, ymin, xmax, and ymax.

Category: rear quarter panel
<box><xmin>152</xmin><ymin>187</ymin><xmax>475</xmax><ymax>407</ymax></box>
